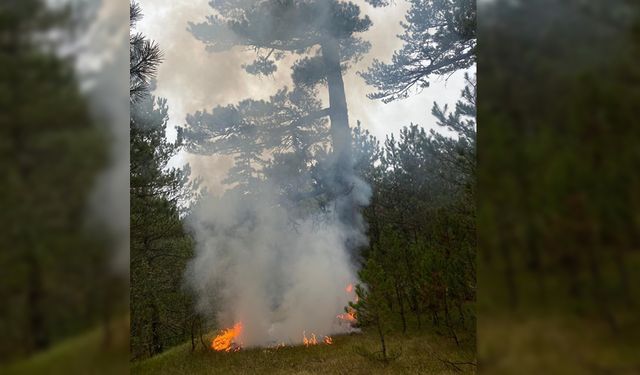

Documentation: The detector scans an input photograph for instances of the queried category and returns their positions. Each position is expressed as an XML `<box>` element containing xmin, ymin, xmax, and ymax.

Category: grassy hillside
<box><xmin>1</xmin><ymin>318</ymin><xmax>129</xmax><ymax>375</ymax></box>
<box><xmin>479</xmin><ymin>314</ymin><xmax>640</xmax><ymax>375</ymax></box>
<box><xmin>132</xmin><ymin>327</ymin><xmax>475</xmax><ymax>375</ymax></box>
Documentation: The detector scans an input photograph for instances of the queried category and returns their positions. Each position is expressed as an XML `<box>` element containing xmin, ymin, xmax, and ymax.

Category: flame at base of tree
<box><xmin>337</xmin><ymin>283</ymin><xmax>358</xmax><ymax>324</ymax></box>
<box><xmin>211</xmin><ymin>324</ymin><xmax>334</xmax><ymax>351</ymax></box>
<box><xmin>211</xmin><ymin>322</ymin><xmax>243</xmax><ymax>352</ymax></box>
<box><xmin>211</xmin><ymin>284</ymin><xmax>353</xmax><ymax>352</ymax></box>
<box><xmin>336</xmin><ymin>310</ymin><xmax>357</xmax><ymax>323</ymax></box>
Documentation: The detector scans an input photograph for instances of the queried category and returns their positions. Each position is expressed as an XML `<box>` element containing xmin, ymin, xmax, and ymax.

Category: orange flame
<box><xmin>302</xmin><ymin>331</ymin><xmax>317</xmax><ymax>347</ymax></box>
<box><xmin>336</xmin><ymin>310</ymin><xmax>357</xmax><ymax>322</ymax></box>
<box><xmin>337</xmin><ymin>283</ymin><xmax>358</xmax><ymax>323</ymax></box>
<box><xmin>346</xmin><ymin>284</ymin><xmax>354</xmax><ymax>293</ymax></box>
<box><xmin>211</xmin><ymin>283</ymin><xmax>353</xmax><ymax>351</ymax></box>
<box><xmin>302</xmin><ymin>331</ymin><xmax>333</xmax><ymax>346</ymax></box>
<box><xmin>211</xmin><ymin>322</ymin><xmax>243</xmax><ymax>352</ymax></box>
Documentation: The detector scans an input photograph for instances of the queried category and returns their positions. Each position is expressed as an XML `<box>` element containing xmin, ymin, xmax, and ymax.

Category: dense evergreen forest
<box><xmin>2</xmin><ymin>0</ymin><xmax>640</xmax><ymax>374</ymax></box>
<box><xmin>479</xmin><ymin>0</ymin><xmax>639</xmax><ymax>319</ymax></box>
<box><xmin>0</xmin><ymin>0</ymin><xmax>126</xmax><ymax>364</ymax></box>
<box><xmin>478</xmin><ymin>1</ymin><xmax>640</xmax><ymax>372</ymax></box>
<box><xmin>130</xmin><ymin>0</ymin><xmax>477</xmax><ymax>366</ymax></box>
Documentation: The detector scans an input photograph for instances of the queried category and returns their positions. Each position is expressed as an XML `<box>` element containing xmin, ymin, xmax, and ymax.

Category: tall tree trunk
<box><xmin>444</xmin><ymin>287</ymin><xmax>460</xmax><ymax>346</ymax></box>
<box><xmin>26</xmin><ymin>250</ymin><xmax>49</xmax><ymax>352</ymax></box>
<box><xmin>199</xmin><ymin>320</ymin><xmax>207</xmax><ymax>350</ymax></box>
<box><xmin>394</xmin><ymin>280</ymin><xmax>407</xmax><ymax>334</ymax></box>
<box><xmin>457</xmin><ymin>302</ymin><xmax>466</xmax><ymax>329</ymax></box>
<box><xmin>321</xmin><ymin>37</ymin><xmax>357</xmax><ymax>234</ymax></box>
<box><xmin>375</xmin><ymin>315</ymin><xmax>387</xmax><ymax>362</ymax></box>
<box><xmin>321</xmin><ymin>37</ymin><xmax>351</xmax><ymax>166</ymax></box>
<box><xmin>190</xmin><ymin>317</ymin><xmax>196</xmax><ymax>351</ymax></box>
<box><xmin>16</xmin><ymin>106</ymin><xmax>49</xmax><ymax>353</ymax></box>
<box><xmin>150</xmin><ymin>300</ymin><xmax>163</xmax><ymax>355</ymax></box>
<box><xmin>414</xmin><ymin>296</ymin><xmax>422</xmax><ymax>329</ymax></box>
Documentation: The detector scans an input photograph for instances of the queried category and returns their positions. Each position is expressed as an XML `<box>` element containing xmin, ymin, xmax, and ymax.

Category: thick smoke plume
<box><xmin>180</xmin><ymin>0</ymin><xmax>374</xmax><ymax>348</ymax></box>
<box><xmin>186</xmin><ymin>178</ymin><xmax>370</xmax><ymax>347</ymax></box>
<box><xmin>67</xmin><ymin>0</ymin><xmax>130</xmax><ymax>274</ymax></box>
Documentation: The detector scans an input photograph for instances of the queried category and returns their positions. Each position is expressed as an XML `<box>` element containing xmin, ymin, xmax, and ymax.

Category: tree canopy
<box><xmin>361</xmin><ymin>0</ymin><xmax>476</xmax><ymax>102</ymax></box>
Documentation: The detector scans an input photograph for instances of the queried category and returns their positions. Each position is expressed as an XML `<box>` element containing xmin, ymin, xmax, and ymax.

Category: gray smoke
<box><xmin>81</xmin><ymin>0</ymin><xmax>130</xmax><ymax>274</ymax></box>
<box><xmin>50</xmin><ymin>0</ymin><xmax>130</xmax><ymax>274</ymax></box>
<box><xmin>186</xmin><ymin>178</ymin><xmax>369</xmax><ymax>346</ymax></box>
<box><xmin>178</xmin><ymin>0</ymin><xmax>380</xmax><ymax>347</ymax></box>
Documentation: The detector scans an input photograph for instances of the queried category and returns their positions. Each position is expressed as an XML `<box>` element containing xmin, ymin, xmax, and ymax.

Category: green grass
<box><xmin>477</xmin><ymin>253</ymin><xmax>640</xmax><ymax>374</ymax></box>
<box><xmin>1</xmin><ymin>318</ymin><xmax>129</xmax><ymax>375</ymax></box>
<box><xmin>479</xmin><ymin>314</ymin><xmax>640</xmax><ymax>375</ymax></box>
<box><xmin>132</xmin><ymin>326</ymin><xmax>475</xmax><ymax>375</ymax></box>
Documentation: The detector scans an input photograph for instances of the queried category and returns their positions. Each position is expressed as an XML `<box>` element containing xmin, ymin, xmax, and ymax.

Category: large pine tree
<box><xmin>361</xmin><ymin>0</ymin><xmax>476</xmax><ymax>102</ymax></box>
<box><xmin>129</xmin><ymin>2</ymin><xmax>200</xmax><ymax>359</ymax></box>
<box><xmin>185</xmin><ymin>0</ymin><xmax>373</xmax><ymax>228</ymax></box>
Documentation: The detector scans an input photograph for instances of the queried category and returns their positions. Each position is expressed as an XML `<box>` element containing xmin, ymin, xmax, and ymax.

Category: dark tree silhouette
<box><xmin>0</xmin><ymin>0</ymin><xmax>107</xmax><ymax>359</ymax></box>
<box><xmin>361</xmin><ymin>0</ymin><xmax>476</xmax><ymax>102</ymax></box>
<box><xmin>186</xmin><ymin>0</ymin><xmax>373</xmax><ymax>227</ymax></box>
<box><xmin>130</xmin><ymin>2</ymin><xmax>162</xmax><ymax>102</ymax></box>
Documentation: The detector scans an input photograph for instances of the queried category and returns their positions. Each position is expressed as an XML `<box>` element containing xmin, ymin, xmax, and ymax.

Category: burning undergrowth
<box><xmin>185</xmin><ymin>183</ymin><xmax>367</xmax><ymax>351</ymax></box>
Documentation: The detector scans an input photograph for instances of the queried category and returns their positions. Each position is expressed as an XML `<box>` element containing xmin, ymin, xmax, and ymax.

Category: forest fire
<box><xmin>336</xmin><ymin>310</ymin><xmax>357</xmax><ymax>323</ymax></box>
<box><xmin>303</xmin><ymin>331</ymin><xmax>333</xmax><ymax>347</ymax></box>
<box><xmin>303</xmin><ymin>331</ymin><xmax>317</xmax><ymax>346</ymax></box>
<box><xmin>346</xmin><ymin>284</ymin><xmax>354</xmax><ymax>293</ymax></box>
<box><xmin>337</xmin><ymin>283</ymin><xmax>358</xmax><ymax>324</ymax></box>
<box><xmin>211</xmin><ymin>322</ymin><xmax>243</xmax><ymax>352</ymax></box>
<box><xmin>212</xmin><ymin>327</ymin><xmax>333</xmax><ymax>351</ymax></box>
<box><xmin>211</xmin><ymin>284</ymin><xmax>353</xmax><ymax>352</ymax></box>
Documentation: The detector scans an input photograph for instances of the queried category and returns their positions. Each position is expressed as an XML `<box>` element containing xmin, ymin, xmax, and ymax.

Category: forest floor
<box><xmin>131</xmin><ymin>324</ymin><xmax>476</xmax><ymax>375</ymax></box>
<box><xmin>0</xmin><ymin>317</ymin><xmax>129</xmax><ymax>375</ymax></box>
<box><xmin>479</xmin><ymin>313</ymin><xmax>640</xmax><ymax>375</ymax></box>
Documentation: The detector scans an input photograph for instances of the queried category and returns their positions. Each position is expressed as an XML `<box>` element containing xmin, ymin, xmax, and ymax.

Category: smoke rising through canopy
<box><xmin>135</xmin><ymin>0</ymin><xmax>467</xmax><ymax>169</ymax></box>
<box><xmin>185</xmin><ymin>180</ymin><xmax>370</xmax><ymax>346</ymax></box>
<box><xmin>180</xmin><ymin>0</ymin><xmax>371</xmax><ymax>347</ymax></box>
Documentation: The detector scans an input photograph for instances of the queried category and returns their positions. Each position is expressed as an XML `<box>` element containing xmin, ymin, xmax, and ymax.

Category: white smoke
<box><xmin>185</xmin><ymin>181</ymin><xmax>368</xmax><ymax>347</ymax></box>
<box><xmin>49</xmin><ymin>0</ymin><xmax>130</xmax><ymax>274</ymax></box>
<box><xmin>81</xmin><ymin>0</ymin><xmax>130</xmax><ymax>274</ymax></box>
<box><xmin>179</xmin><ymin>0</ymin><xmax>375</xmax><ymax>348</ymax></box>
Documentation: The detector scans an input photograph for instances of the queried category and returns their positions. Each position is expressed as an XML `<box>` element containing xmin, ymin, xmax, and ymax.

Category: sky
<box><xmin>136</xmin><ymin>0</ymin><xmax>470</xmax><ymax>192</ymax></box>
